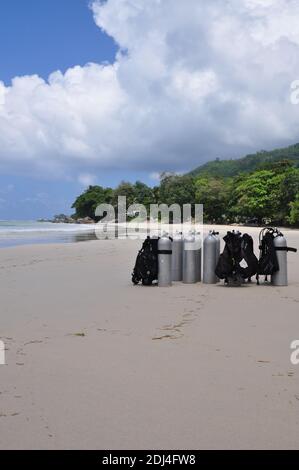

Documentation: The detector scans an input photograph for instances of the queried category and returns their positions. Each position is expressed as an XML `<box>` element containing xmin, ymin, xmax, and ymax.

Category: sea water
<box><xmin>0</xmin><ymin>220</ymin><xmax>98</xmax><ymax>248</ymax></box>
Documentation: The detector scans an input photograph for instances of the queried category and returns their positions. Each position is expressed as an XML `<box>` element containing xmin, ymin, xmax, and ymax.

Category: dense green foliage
<box><xmin>159</xmin><ymin>173</ymin><xmax>196</xmax><ymax>207</ymax></box>
<box><xmin>189</xmin><ymin>143</ymin><xmax>299</xmax><ymax>178</ymax></box>
<box><xmin>289</xmin><ymin>195</ymin><xmax>299</xmax><ymax>226</ymax></box>
<box><xmin>72</xmin><ymin>181</ymin><xmax>156</xmax><ymax>220</ymax></box>
<box><xmin>72</xmin><ymin>146</ymin><xmax>299</xmax><ymax>227</ymax></box>
<box><xmin>72</xmin><ymin>186</ymin><xmax>113</xmax><ymax>219</ymax></box>
<box><xmin>194</xmin><ymin>177</ymin><xmax>231</xmax><ymax>223</ymax></box>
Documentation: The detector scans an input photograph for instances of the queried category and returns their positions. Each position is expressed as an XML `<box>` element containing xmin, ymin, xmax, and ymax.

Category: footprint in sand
<box><xmin>15</xmin><ymin>339</ymin><xmax>45</xmax><ymax>360</ymax></box>
<box><xmin>158</xmin><ymin>325</ymin><xmax>181</xmax><ymax>333</ymax></box>
<box><xmin>24</xmin><ymin>340</ymin><xmax>43</xmax><ymax>346</ymax></box>
<box><xmin>183</xmin><ymin>312</ymin><xmax>196</xmax><ymax>320</ymax></box>
<box><xmin>16</xmin><ymin>347</ymin><xmax>26</xmax><ymax>357</ymax></box>
<box><xmin>97</xmin><ymin>329</ymin><xmax>121</xmax><ymax>335</ymax></box>
<box><xmin>0</xmin><ymin>412</ymin><xmax>20</xmax><ymax>418</ymax></box>
<box><xmin>281</xmin><ymin>296</ymin><xmax>299</xmax><ymax>303</ymax></box>
<box><xmin>153</xmin><ymin>310</ymin><xmax>198</xmax><ymax>341</ymax></box>
<box><xmin>152</xmin><ymin>333</ymin><xmax>183</xmax><ymax>341</ymax></box>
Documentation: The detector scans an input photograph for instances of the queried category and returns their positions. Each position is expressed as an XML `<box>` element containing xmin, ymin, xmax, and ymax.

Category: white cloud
<box><xmin>78</xmin><ymin>173</ymin><xmax>97</xmax><ymax>187</ymax></box>
<box><xmin>1</xmin><ymin>0</ymin><xmax>299</xmax><ymax>181</ymax></box>
<box><xmin>149</xmin><ymin>172</ymin><xmax>161</xmax><ymax>182</ymax></box>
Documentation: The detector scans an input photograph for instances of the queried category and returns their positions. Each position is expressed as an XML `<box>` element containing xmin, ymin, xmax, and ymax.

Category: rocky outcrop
<box><xmin>38</xmin><ymin>214</ymin><xmax>96</xmax><ymax>224</ymax></box>
<box><xmin>46</xmin><ymin>214</ymin><xmax>95</xmax><ymax>225</ymax></box>
<box><xmin>52</xmin><ymin>214</ymin><xmax>75</xmax><ymax>224</ymax></box>
<box><xmin>75</xmin><ymin>216</ymin><xmax>96</xmax><ymax>224</ymax></box>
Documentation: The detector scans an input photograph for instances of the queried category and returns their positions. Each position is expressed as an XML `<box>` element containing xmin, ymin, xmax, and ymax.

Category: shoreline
<box><xmin>1</xmin><ymin>222</ymin><xmax>298</xmax><ymax>250</ymax></box>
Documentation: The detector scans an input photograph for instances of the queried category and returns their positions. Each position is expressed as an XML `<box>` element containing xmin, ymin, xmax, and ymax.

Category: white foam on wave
<box><xmin>0</xmin><ymin>222</ymin><xmax>96</xmax><ymax>238</ymax></box>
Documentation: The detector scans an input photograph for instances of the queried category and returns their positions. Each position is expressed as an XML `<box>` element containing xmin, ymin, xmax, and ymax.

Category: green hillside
<box><xmin>72</xmin><ymin>142</ymin><xmax>299</xmax><ymax>227</ymax></box>
<box><xmin>189</xmin><ymin>143</ymin><xmax>299</xmax><ymax>178</ymax></box>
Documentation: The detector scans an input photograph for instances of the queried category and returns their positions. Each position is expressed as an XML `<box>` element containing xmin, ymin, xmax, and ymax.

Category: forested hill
<box><xmin>189</xmin><ymin>143</ymin><xmax>299</xmax><ymax>178</ymax></box>
<box><xmin>71</xmin><ymin>142</ymin><xmax>299</xmax><ymax>227</ymax></box>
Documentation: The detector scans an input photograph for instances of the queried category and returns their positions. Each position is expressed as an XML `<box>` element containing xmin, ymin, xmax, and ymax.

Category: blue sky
<box><xmin>0</xmin><ymin>0</ymin><xmax>298</xmax><ymax>219</ymax></box>
<box><xmin>0</xmin><ymin>0</ymin><xmax>117</xmax><ymax>84</ymax></box>
<box><xmin>0</xmin><ymin>0</ymin><xmax>111</xmax><ymax>218</ymax></box>
<box><xmin>0</xmin><ymin>0</ymin><xmax>148</xmax><ymax>219</ymax></box>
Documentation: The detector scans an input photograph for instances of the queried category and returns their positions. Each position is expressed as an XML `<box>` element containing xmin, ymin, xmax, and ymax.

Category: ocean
<box><xmin>0</xmin><ymin>220</ymin><xmax>98</xmax><ymax>248</ymax></box>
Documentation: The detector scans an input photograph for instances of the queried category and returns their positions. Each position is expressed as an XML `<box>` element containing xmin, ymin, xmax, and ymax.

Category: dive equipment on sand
<box><xmin>216</xmin><ymin>231</ymin><xmax>258</xmax><ymax>286</ymax></box>
<box><xmin>183</xmin><ymin>232</ymin><xmax>198</xmax><ymax>284</ymax></box>
<box><xmin>195</xmin><ymin>232</ymin><xmax>202</xmax><ymax>282</ymax></box>
<box><xmin>257</xmin><ymin>228</ymin><xmax>297</xmax><ymax>286</ymax></box>
<box><xmin>132</xmin><ymin>236</ymin><xmax>159</xmax><ymax>285</ymax></box>
<box><xmin>203</xmin><ymin>231</ymin><xmax>218</xmax><ymax>284</ymax></box>
<box><xmin>171</xmin><ymin>232</ymin><xmax>183</xmax><ymax>281</ymax></box>
<box><xmin>158</xmin><ymin>234</ymin><xmax>172</xmax><ymax>287</ymax></box>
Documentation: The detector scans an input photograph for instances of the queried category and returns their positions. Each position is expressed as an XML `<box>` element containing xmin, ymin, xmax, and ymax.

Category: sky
<box><xmin>0</xmin><ymin>0</ymin><xmax>117</xmax><ymax>85</ymax></box>
<box><xmin>1</xmin><ymin>0</ymin><xmax>299</xmax><ymax>219</ymax></box>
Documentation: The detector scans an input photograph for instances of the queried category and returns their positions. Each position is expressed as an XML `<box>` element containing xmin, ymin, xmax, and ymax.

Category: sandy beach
<box><xmin>0</xmin><ymin>225</ymin><xmax>298</xmax><ymax>450</ymax></box>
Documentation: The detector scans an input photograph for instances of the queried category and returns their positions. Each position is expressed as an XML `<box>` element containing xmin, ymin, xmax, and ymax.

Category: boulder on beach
<box><xmin>52</xmin><ymin>214</ymin><xmax>75</xmax><ymax>224</ymax></box>
<box><xmin>76</xmin><ymin>216</ymin><xmax>96</xmax><ymax>224</ymax></box>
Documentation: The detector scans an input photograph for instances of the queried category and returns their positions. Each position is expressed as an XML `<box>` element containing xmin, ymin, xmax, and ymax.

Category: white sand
<box><xmin>0</xmin><ymin>225</ymin><xmax>298</xmax><ymax>449</ymax></box>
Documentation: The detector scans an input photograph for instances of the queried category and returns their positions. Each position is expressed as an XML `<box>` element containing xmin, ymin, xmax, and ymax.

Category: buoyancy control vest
<box><xmin>215</xmin><ymin>231</ymin><xmax>258</xmax><ymax>285</ymax></box>
<box><xmin>257</xmin><ymin>227</ymin><xmax>297</xmax><ymax>284</ymax></box>
<box><xmin>132</xmin><ymin>236</ymin><xmax>159</xmax><ymax>285</ymax></box>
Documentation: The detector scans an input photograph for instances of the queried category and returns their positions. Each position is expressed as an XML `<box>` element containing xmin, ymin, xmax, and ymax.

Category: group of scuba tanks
<box><xmin>132</xmin><ymin>227</ymin><xmax>297</xmax><ymax>287</ymax></box>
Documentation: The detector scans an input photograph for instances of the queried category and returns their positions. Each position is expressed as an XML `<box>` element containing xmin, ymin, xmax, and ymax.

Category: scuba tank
<box><xmin>212</xmin><ymin>231</ymin><xmax>221</xmax><ymax>275</ymax></box>
<box><xmin>272</xmin><ymin>233</ymin><xmax>288</xmax><ymax>286</ymax></box>
<box><xmin>183</xmin><ymin>232</ymin><xmax>197</xmax><ymax>284</ymax></box>
<box><xmin>213</xmin><ymin>231</ymin><xmax>221</xmax><ymax>282</ymax></box>
<box><xmin>203</xmin><ymin>231</ymin><xmax>218</xmax><ymax>284</ymax></box>
<box><xmin>171</xmin><ymin>232</ymin><xmax>183</xmax><ymax>281</ymax></box>
<box><xmin>194</xmin><ymin>232</ymin><xmax>202</xmax><ymax>282</ymax></box>
<box><xmin>158</xmin><ymin>234</ymin><xmax>172</xmax><ymax>287</ymax></box>
<box><xmin>271</xmin><ymin>231</ymin><xmax>297</xmax><ymax>286</ymax></box>
<box><xmin>214</xmin><ymin>231</ymin><xmax>221</xmax><ymax>261</ymax></box>
<box><xmin>257</xmin><ymin>228</ymin><xmax>297</xmax><ymax>286</ymax></box>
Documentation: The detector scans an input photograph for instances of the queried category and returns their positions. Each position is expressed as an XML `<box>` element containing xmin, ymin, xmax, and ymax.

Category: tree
<box><xmin>194</xmin><ymin>177</ymin><xmax>231</xmax><ymax>223</ymax></box>
<box><xmin>133</xmin><ymin>181</ymin><xmax>156</xmax><ymax>210</ymax></box>
<box><xmin>158</xmin><ymin>174</ymin><xmax>196</xmax><ymax>206</ymax></box>
<box><xmin>276</xmin><ymin>167</ymin><xmax>299</xmax><ymax>223</ymax></box>
<box><xmin>289</xmin><ymin>195</ymin><xmax>299</xmax><ymax>226</ymax></box>
<box><xmin>70</xmin><ymin>159</ymin><xmax>299</xmax><ymax>226</ymax></box>
<box><xmin>72</xmin><ymin>185</ymin><xmax>113</xmax><ymax>219</ymax></box>
<box><xmin>229</xmin><ymin>170</ymin><xmax>280</xmax><ymax>224</ymax></box>
<box><xmin>111</xmin><ymin>181</ymin><xmax>136</xmax><ymax>208</ymax></box>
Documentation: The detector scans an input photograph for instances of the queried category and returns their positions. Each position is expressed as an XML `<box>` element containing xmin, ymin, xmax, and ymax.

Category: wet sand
<box><xmin>0</xmin><ymin>225</ymin><xmax>299</xmax><ymax>449</ymax></box>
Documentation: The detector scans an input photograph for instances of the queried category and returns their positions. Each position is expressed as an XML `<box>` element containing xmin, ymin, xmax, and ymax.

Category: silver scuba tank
<box><xmin>203</xmin><ymin>231</ymin><xmax>218</xmax><ymax>284</ymax></box>
<box><xmin>194</xmin><ymin>232</ymin><xmax>202</xmax><ymax>282</ymax></box>
<box><xmin>213</xmin><ymin>231</ymin><xmax>221</xmax><ymax>282</ymax></box>
<box><xmin>213</xmin><ymin>231</ymin><xmax>221</xmax><ymax>265</ymax></box>
<box><xmin>271</xmin><ymin>233</ymin><xmax>288</xmax><ymax>286</ymax></box>
<box><xmin>171</xmin><ymin>232</ymin><xmax>183</xmax><ymax>281</ymax></box>
<box><xmin>158</xmin><ymin>234</ymin><xmax>172</xmax><ymax>287</ymax></box>
<box><xmin>183</xmin><ymin>232</ymin><xmax>197</xmax><ymax>284</ymax></box>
